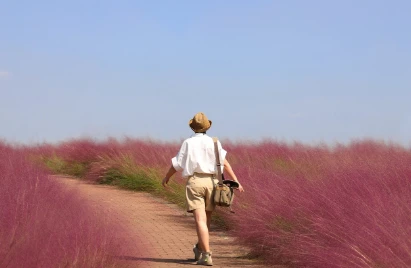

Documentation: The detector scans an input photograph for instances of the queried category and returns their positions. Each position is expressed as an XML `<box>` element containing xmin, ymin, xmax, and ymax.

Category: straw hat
<box><xmin>189</xmin><ymin>112</ymin><xmax>212</xmax><ymax>132</ymax></box>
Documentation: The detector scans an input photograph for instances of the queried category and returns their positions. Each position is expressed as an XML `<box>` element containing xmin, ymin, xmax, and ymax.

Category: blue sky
<box><xmin>1</xmin><ymin>1</ymin><xmax>410</xmax><ymax>145</ymax></box>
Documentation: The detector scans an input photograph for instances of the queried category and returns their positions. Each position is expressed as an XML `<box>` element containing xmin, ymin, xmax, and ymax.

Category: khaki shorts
<box><xmin>186</xmin><ymin>173</ymin><xmax>218</xmax><ymax>213</ymax></box>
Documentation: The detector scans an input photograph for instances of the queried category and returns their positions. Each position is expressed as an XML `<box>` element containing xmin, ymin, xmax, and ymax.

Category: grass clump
<box><xmin>100</xmin><ymin>168</ymin><xmax>159</xmax><ymax>192</ymax></box>
<box><xmin>43</xmin><ymin>155</ymin><xmax>89</xmax><ymax>177</ymax></box>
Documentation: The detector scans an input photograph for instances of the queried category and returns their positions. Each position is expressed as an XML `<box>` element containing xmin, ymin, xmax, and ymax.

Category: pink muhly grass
<box><xmin>54</xmin><ymin>137</ymin><xmax>178</xmax><ymax>167</ymax></box>
<box><xmin>43</xmin><ymin>138</ymin><xmax>179</xmax><ymax>181</ymax></box>
<box><xmin>228</xmin><ymin>141</ymin><xmax>411</xmax><ymax>267</ymax></box>
<box><xmin>0</xmin><ymin>142</ymin><xmax>131</xmax><ymax>267</ymax></box>
<box><xmin>36</xmin><ymin>137</ymin><xmax>411</xmax><ymax>267</ymax></box>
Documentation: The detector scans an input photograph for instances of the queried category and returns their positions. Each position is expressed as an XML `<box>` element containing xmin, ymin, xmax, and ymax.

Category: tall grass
<box><xmin>227</xmin><ymin>141</ymin><xmax>411</xmax><ymax>267</ymax></box>
<box><xmin>38</xmin><ymin>138</ymin><xmax>187</xmax><ymax>207</ymax></box>
<box><xmin>37</xmin><ymin>138</ymin><xmax>411</xmax><ymax>267</ymax></box>
<box><xmin>0</xmin><ymin>142</ymin><xmax>130</xmax><ymax>267</ymax></box>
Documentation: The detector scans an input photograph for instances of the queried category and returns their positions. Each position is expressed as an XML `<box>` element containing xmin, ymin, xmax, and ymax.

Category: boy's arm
<box><xmin>162</xmin><ymin>165</ymin><xmax>177</xmax><ymax>186</ymax></box>
<box><xmin>223</xmin><ymin>159</ymin><xmax>244</xmax><ymax>192</ymax></box>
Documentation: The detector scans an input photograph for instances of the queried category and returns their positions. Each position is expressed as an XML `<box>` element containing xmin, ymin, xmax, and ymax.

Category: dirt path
<box><xmin>57</xmin><ymin>177</ymin><xmax>266</xmax><ymax>267</ymax></box>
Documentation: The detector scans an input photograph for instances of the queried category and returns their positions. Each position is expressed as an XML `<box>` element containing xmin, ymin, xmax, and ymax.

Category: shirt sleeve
<box><xmin>218</xmin><ymin>140</ymin><xmax>227</xmax><ymax>169</ymax></box>
<box><xmin>217</xmin><ymin>141</ymin><xmax>227</xmax><ymax>173</ymax></box>
<box><xmin>171</xmin><ymin>141</ymin><xmax>187</xmax><ymax>171</ymax></box>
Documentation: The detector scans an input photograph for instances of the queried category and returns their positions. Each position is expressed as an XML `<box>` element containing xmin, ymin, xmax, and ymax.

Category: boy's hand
<box><xmin>237</xmin><ymin>184</ymin><xmax>244</xmax><ymax>193</ymax></box>
<box><xmin>162</xmin><ymin>177</ymin><xmax>170</xmax><ymax>187</ymax></box>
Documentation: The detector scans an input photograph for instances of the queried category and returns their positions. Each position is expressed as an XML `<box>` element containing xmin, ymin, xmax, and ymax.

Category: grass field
<box><xmin>0</xmin><ymin>141</ymin><xmax>132</xmax><ymax>267</ymax></box>
<box><xmin>5</xmin><ymin>137</ymin><xmax>411</xmax><ymax>267</ymax></box>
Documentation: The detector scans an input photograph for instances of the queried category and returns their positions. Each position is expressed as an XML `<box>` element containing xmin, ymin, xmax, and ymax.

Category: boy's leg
<box><xmin>196</xmin><ymin>210</ymin><xmax>213</xmax><ymax>251</ymax></box>
<box><xmin>193</xmin><ymin>208</ymin><xmax>210</xmax><ymax>253</ymax></box>
<box><xmin>206</xmin><ymin>210</ymin><xmax>212</xmax><ymax>230</ymax></box>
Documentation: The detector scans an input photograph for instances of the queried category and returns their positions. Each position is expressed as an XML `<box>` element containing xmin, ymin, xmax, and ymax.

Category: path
<box><xmin>57</xmin><ymin>177</ymin><xmax>267</xmax><ymax>267</ymax></box>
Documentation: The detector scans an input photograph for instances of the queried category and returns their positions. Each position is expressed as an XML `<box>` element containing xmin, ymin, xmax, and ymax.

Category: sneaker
<box><xmin>193</xmin><ymin>244</ymin><xmax>202</xmax><ymax>261</ymax></box>
<box><xmin>197</xmin><ymin>252</ymin><xmax>212</xmax><ymax>266</ymax></box>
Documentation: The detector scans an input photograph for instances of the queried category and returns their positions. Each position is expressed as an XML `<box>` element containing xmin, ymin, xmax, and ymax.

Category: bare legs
<box><xmin>206</xmin><ymin>210</ymin><xmax>212</xmax><ymax>230</ymax></box>
<box><xmin>193</xmin><ymin>209</ymin><xmax>213</xmax><ymax>252</ymax></box>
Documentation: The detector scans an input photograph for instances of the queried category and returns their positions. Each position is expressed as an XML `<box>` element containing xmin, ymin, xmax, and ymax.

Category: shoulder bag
<box><xmin>212</xmin><ymin>137</ymin><xmax>239</xmax><ymax>209</ymax></box>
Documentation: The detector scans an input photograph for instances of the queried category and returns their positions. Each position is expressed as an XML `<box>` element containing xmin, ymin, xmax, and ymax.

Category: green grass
<box><xmin>94</xmin><ymin>162</ymin><xmax>186</xmax><ymax>207</ymax></box>
<box><xmin>43</xmin><ymin>155</ymin><xmax>89</xmax><ymax>177</ymax></box>
<box><xmin>99</xmin><ymin>168</ymin><xmax>160</xmax><ymax>192</ymax></box>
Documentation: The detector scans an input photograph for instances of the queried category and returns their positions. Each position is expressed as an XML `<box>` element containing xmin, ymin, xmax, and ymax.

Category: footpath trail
<box><xmin>57</xmin><ymin>177</ymin><xmax>267</xmax><ymax>268</ymax></box>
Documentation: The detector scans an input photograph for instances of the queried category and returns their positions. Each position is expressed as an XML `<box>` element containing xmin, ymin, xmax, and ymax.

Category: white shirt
<box><xmin>172</xmin><ymin>133</ymin><xmax>227</xmax><ymax>178</ymax></box>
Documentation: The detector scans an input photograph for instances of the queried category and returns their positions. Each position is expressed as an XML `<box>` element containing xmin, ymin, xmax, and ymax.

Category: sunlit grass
<box><xmin>36</xmin><ymin>138</ymin><xmax>411</xmax><ymax>267</ymax></box>
<box><xmin>0</xmin><ymin>142</ymin><xmax>130</xmax><ymax>267</ymax></box>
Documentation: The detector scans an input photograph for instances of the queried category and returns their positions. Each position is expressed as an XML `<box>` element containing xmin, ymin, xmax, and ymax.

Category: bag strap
<box><xmin>212</xmin><ymin>137</ymin><xmax>223</xmax><ymax>185</ymax></box>
<box><xmin>213</xmin><ymin>137</ymin><xmax>236</xmax><ymax>213</ymax></box>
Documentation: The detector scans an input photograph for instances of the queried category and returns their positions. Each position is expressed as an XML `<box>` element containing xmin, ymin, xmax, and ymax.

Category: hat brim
<box><xmin>189</xmin><ymin>120</ymin><xmax>212</xmax><ymax>132</ymax></box>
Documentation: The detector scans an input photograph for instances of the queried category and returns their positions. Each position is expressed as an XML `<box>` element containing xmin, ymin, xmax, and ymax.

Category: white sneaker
<box><xmin>197</xmin><ymin>252</ymin><xmax>212</xmax><ymax>266</ymax></box>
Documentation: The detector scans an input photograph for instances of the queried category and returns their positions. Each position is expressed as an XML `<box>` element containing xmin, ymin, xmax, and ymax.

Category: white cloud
<box><xmin>0</xmin><ymin>71</ymin><xmax>11</xmax><ymax>78</ymax></box>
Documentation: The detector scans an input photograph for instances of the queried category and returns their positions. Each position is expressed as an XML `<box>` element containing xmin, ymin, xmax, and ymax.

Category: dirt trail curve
<box><xmin>57</xmin><ymin>177</ymin><xmax>268</xmax><ymax>268</ymax></box>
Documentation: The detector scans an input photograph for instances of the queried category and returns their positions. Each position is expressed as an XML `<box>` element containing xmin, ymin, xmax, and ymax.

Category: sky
<box><xmin>1</xmin><ymin>0</ymin><xmax>411</xmax><ymax>146</ymax></box>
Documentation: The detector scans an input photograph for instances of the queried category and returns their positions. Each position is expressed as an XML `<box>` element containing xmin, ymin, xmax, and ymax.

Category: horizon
<box><xmin>1</xmin><ymin>134</ymin><xmax>410</xmax><ymax>150</ymax></box>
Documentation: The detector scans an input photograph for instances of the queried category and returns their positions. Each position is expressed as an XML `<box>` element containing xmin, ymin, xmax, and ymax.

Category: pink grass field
<box><xmin>225</xmin><ymin>141</ymin><xmax>411</xmax><ymax>267</ymax></box>
<box><xmin>29</xmin><ymin>138</ymin><xmax>411</xmax><ymax>267</ymax></box>
<box><xmin>0</xmin><ymin>142</ymin><xmax>132</xmax><ymax>268</ymax></box>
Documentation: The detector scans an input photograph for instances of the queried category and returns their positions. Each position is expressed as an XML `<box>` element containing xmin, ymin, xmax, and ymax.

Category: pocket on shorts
<box><xmin>187</xmin><ymin>176</ymin><xmax>197</xmax><ymax>187</ymax></box>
